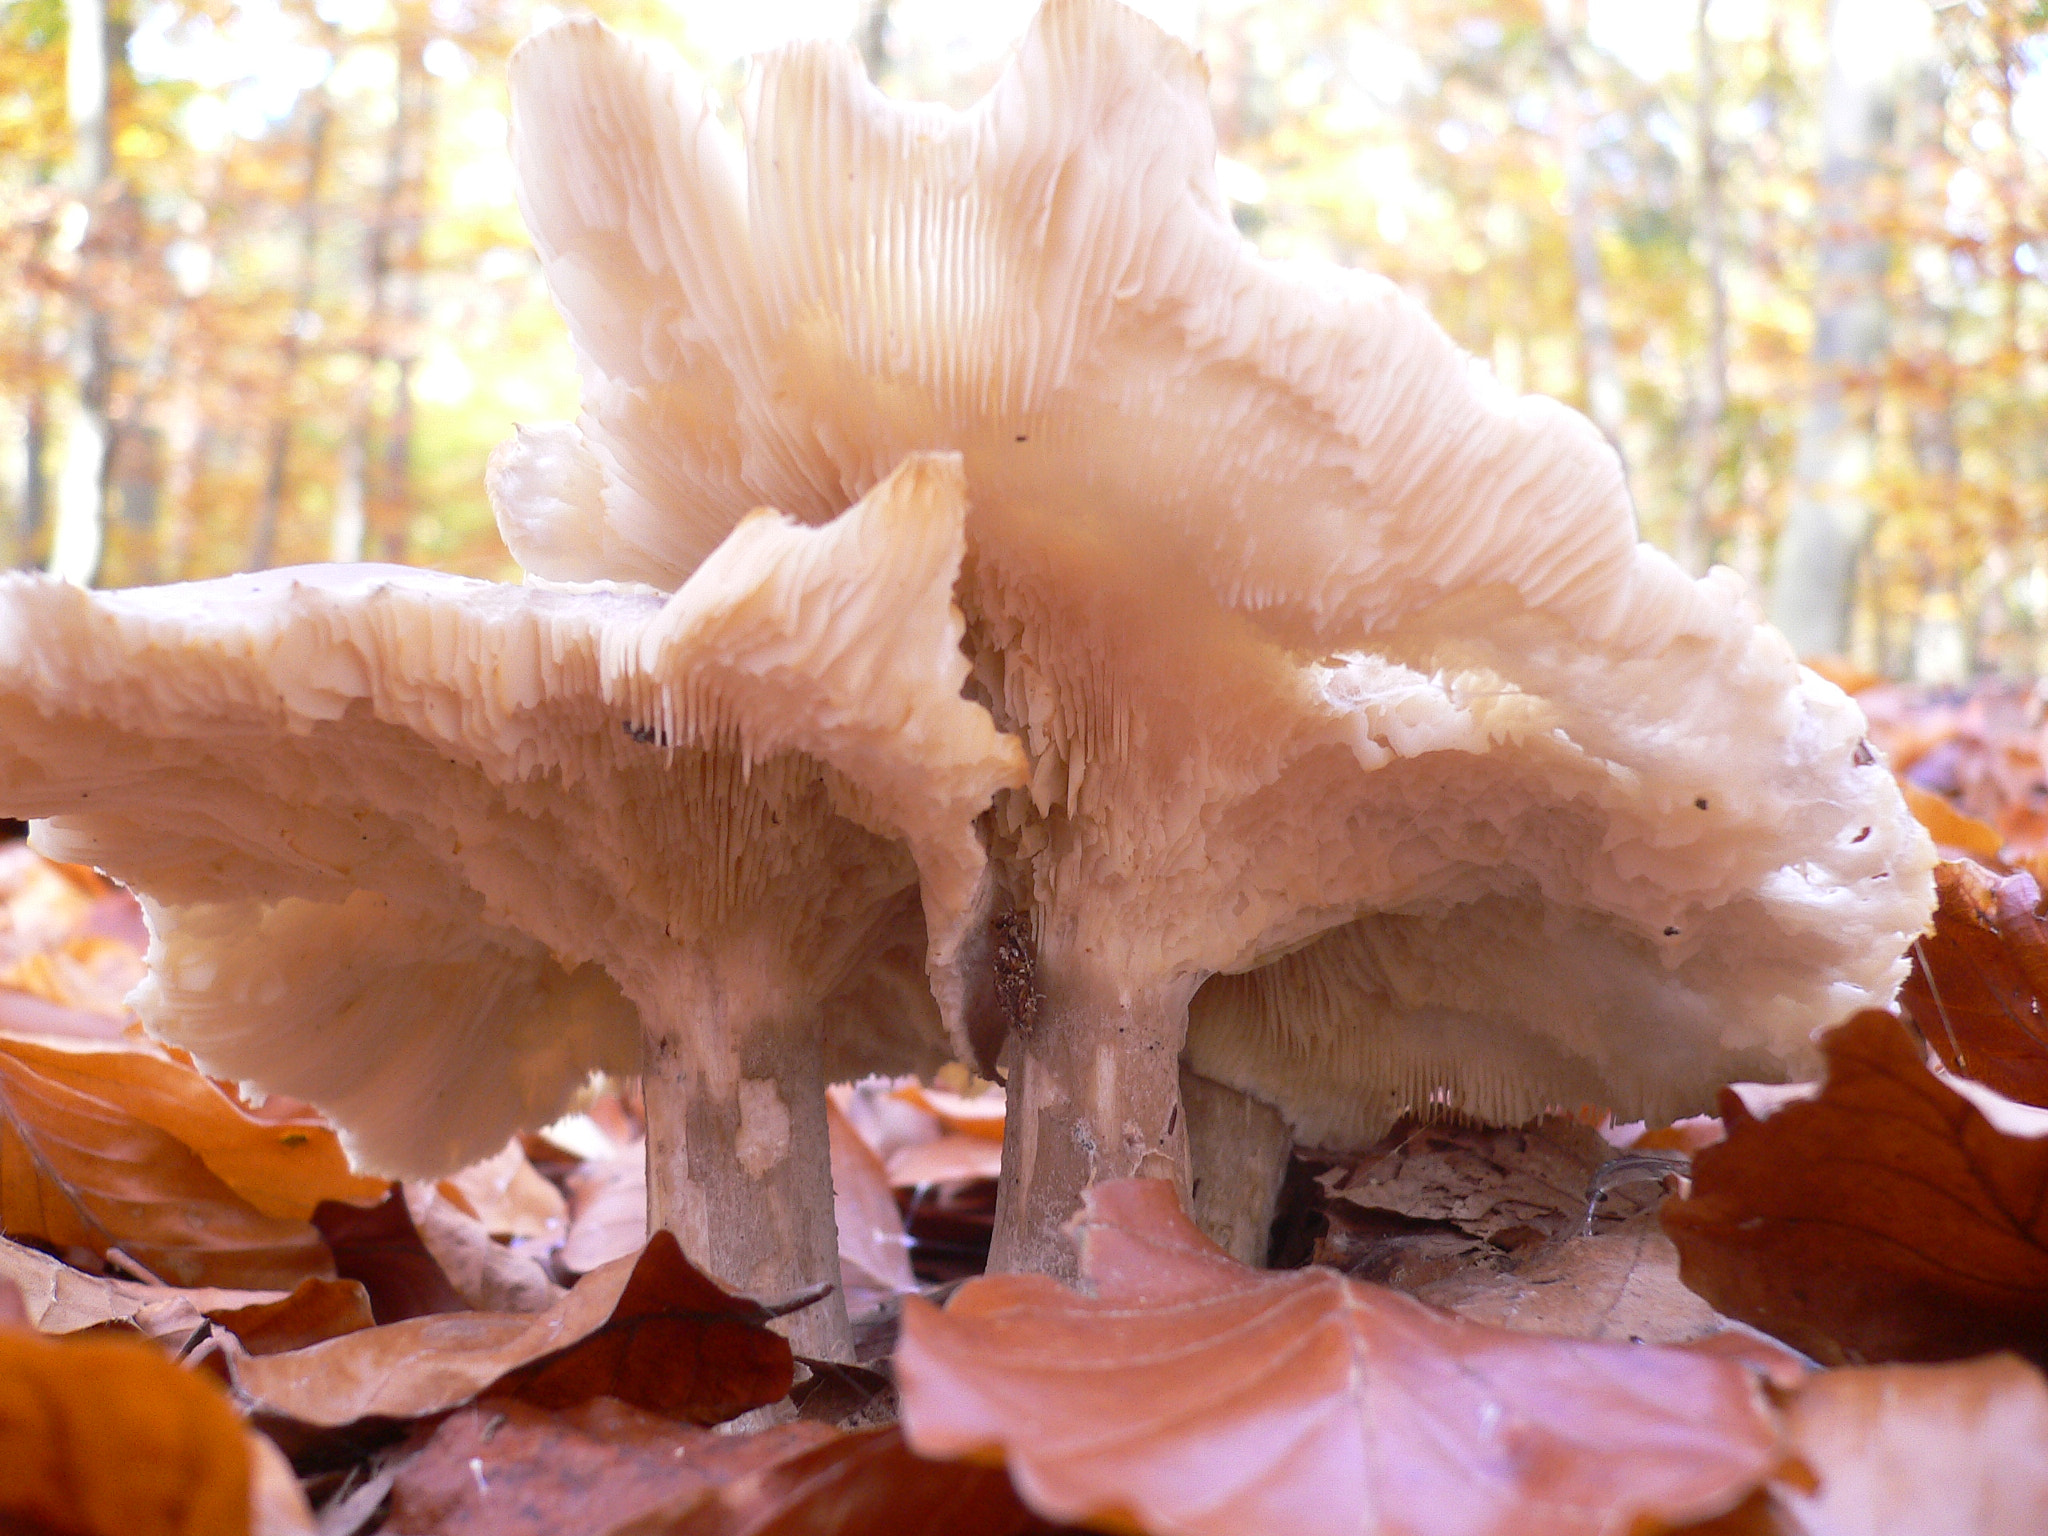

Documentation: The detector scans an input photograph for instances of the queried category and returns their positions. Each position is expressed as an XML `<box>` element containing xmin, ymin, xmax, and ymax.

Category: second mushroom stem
<box><xmin>639</xmin><ymin>970</ymin><xmax>852</xmax><ymax>1363</ymax></box>
<box><xmin>988</xmin><ymin>965</ymin><xmax>1200</xmax><ymax>1279</ymax></box>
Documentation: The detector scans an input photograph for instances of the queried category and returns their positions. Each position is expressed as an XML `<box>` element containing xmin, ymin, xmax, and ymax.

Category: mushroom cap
<box><xmin>497</xmin><ymin>3</ymin><xmax>1934</xmax><ymax>1097</ymax></box>
<box><xmin>0</xmin><ymin>455</ymin><xmax>1024</xmax><ymax>1175</ymax></box>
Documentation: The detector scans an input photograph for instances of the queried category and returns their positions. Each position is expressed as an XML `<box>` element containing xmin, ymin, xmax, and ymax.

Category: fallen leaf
<box><xmin>1898</xmin><ymin>860</ymin><xmax>2048</xmax><ymax>1107</ymax></box>
<box><xmin>0</xmin><ymin>1032</ymin><xmax>387</xmax><ymax>1219</ymax></box>
<box><xmin>0</xmin><ymin>1233</ymin><xmax>288</xmax><ymax>1334</ymax></box>
<box><xmin>1678</xmin><ymin>1354</ymin><xmax>2048</xmax><ymax>1535</ymax></box>
<box><xmin>898</xmin><ymin>1179</ymin><xmax>1779</xmax><ymax>1536</ymax></box>
<box><xmin>207</xmin><ymin>1276</ymin><xmax>376</xmax><ymax>1355</ymax></box>
<box><xmin>828</xmin><ymin>1079</ymin><xmax>942</xmax><ymax>1165</ymax></box>
<box><xmin>403</xmin><ymin>1181</ymin><xmax>563</xmax><ymax>1313</ymax></box>
<box><xmin>1663</xmin><ymin>1009</ymin><xmax>2048</xmax><ymax>1367</ymax></box>
<box><xmin>438</xmin><ymin>1138</ymin><xmax>567</xmax><ymax>1240</ymax></box>
<box><xmin>233</xmin><ymin>1231</ymin><xmax>793</xmax><ymax>1428</ymax></box>
<box><xmin>563</xmin><ymin>1145</ymin><xmax>650</xmax><ymax>1275</ymax></box>
<box><xmin>313</xmin><ymin>1186</ymin><xmax>470</xmax><ymax>1323</ymax></box>
<box><xmin>893</xmin><ymin>1083</ymin><xmax>1007</xmax><ymax>1143</ymax></box>
<box><xmin>642</xmin><ymin>1424</ymin><xmax>1066</xmax><ymax>1536</ymax></box>
<box><xmin>0</xmin><ymin>1039</ymin><xmax>334</xmax><ymax>1289</ymax></box>
<box><xmin>0</xmin><ymin>1319</ymin><xmax>252</xmax><ymax>1535</ymax></box>
<box><xmin>382</xmin><ymin>1399</ymin><xmax>832</xmax><ymax>1536</ymax></box>
<box><xmin>828</xmin><ymin>1098</ymin><xmax>916</xmax><ymax>1312</ymax></box>
<box><xmin>1900</xmin><ymin>782</ymin><xmax>2008</xmax><ymax>864</ymax></box>
<box><xmin>1414</xmin><ymin>1209</ymin><xmax>1742</xmax><ymax>1345</ymax></box>
<box><xmin>888</xmin><ymin>1135</ymin><xmax>1003</xmax><ymax>1189</ymax></box>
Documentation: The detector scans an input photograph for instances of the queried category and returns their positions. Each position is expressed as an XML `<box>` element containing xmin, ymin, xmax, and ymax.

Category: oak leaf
<box><xmin>232</xmin><ymin>1230</ymin><xmax>793</xmax><ymax>1427</ymax></box>
<box><xmin>1898</xmin><ymin>860</ymin><xmax>2048</xmax><ymax>1106</ymax></box>
<box><xmin>0</xmin><ymin>1038</ymin><xmax>334</xmax><ymax>1289</ymax></box>
<box><xmin>1663</xmin><ymin>1010</ymin><xmax>2048</xmax><ymax>1366</ymax></box>
<box><xmin>0</xmin><ymin>1319</ymin><xmax>252</xmax><ymax>1536</ymax></box>
<box><xmin>897</xmin><ymin>1179</ymin><xmax>1778</xmax><ymax>1536</ymax></box>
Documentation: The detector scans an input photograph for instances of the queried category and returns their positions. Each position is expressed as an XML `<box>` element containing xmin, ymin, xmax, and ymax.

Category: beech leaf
<box><xmin>898</xmin><ymin>1179</ymin><xmax>1779</xmax><ymax>1536</ymax></box>
<box><xmin>1677</xmin><ymin>1355</ymin><xmax>2048</xmax><ymax>1535</ymax></box>
<box><xmin>0</xmin><ymin>1038</ymin><xmax>334</xmax><ymax>1289</ymax></box>
<box><xmin>233</xmin><ymin>1230</ymin><xmax>793</xmax><ymax>1427</ymax></box>
<box><xmin>0</xmin><ymin>1321</ymin><xmax>252</xmax><ymax>1536</ymax></box>
<box><xmin>1899</xmin><ymin>860</ymin><xmax>2048</xmax><ymax>1107</ymax></box>
<box><xmin>1662</xmin><ymin>1009</ymin><xmax>2048</xmax><ymax>1366</ymax></box>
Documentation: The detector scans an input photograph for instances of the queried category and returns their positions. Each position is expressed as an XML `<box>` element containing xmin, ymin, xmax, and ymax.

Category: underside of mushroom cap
<box><xmin>0</xmin><ymin>454</ymin><xmax>1023</xmax><ymax>1176</ymax></box>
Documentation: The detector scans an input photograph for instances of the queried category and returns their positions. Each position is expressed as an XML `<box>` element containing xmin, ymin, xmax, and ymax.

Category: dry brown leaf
<box><xmin>1414</xmin><ymin>1209</ymin><xmax>1743</xmax><ymax>1346</ymax></box>
<box><xmin>382</xmin><ymin>1400</ymin><xmax>833</xmax><ymax>1536</ymax></box>
<box><xmin>1900</xmin><ymin>782</ymin><xmax>2007</xmax><ymax>864</ymax></box>
<box><xmin>0</xmin><ymin>1319</ymin><xmax>252</xmax><ymax>1536</ymax></box>
<box><xmin>233</xmin><ymin>1230</ymin><xmax>793</xmax><ymax>1428</ymax></box>
<box><xmin>0</xmin><ymin>1033</ymin><xmax>386</xmax><ymax>1219</ymax></box>
<box><xmin>0</xmin><ymin>1233</ymin><xmax>288</xmax><ymax>1334</ymax></box>
<box><xmin>641</xmin><ymin>1424</ymin><xmax>1066</xmax><ymax>1536</ymax></box>
<box><xmin>1678</xmin><ymin>1355</ymin><xmax>2048</xmax><ymax>1535</ymax></box>
<box><xmin>403</xmin><ymin>1181</ymin><xmax>563</xmax><ymax>1313</ymax></box>
<box><xmin>898</xmin><ymin>1179</ymin><xmax>1779</xmax><ymax>1536</ymax></box>
<box><xmin>0</xmin><ymin>1038</ymin><xmax>334</xmax><ymax>1289</ymax></box>
<box><xmin>893</xmin><ymin>1083</ymin><xmax>1006</xmax><ymax>1142</ymax></box>
<box><xmin>1898</xmin><ymin>860</ymin><xmax>2048</xmax><ymax>1107</ymax></box>
<box><xmin>313</xmin><ymin>1185</ymin><xmax>470</xmax><ymax>1323</ymax></box>
<box><xmin>437</xmin><ymin>1138</ymin><xmax>567</xmax><ymax>1240</ymax></box>
<box><xmin>1664</xmin><ymin>1009</ymin><xmax>2048</xmax><ymax>1367</ymax></box>
<box><xmin>828</xmin><ymin>1098</ymin><xmax>916</xmax><ymax>1311</ymax></box>
<box><xmin>562</xmin><ymin>1143</ymin><xmax>648</xmax><ymax>1276</ymax></box>
<box><xmin>888</xmin><ymin>1135</ymin><xmax>1004</xmax><ymax>1189</ymax></box>
<box><xmin>247</xmin><ymin>1431</ymin><xmax>317</xmax><ymax>1536</ymax></box>
<box><xmin>207</xmin><ymin>1276</ymin><xmax>376</xmax><ymax>1355</ymax></box>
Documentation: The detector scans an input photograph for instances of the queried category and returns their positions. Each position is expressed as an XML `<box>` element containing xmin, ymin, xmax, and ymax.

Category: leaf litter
<box><xmin>7</xmin><ymin>822</ymin><xmax>2048</xmax><ymax>1534</ymax></box>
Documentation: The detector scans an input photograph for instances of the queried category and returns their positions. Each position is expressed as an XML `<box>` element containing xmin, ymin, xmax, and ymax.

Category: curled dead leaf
<box><xmin>899</xmin><ymin>1179</ymin><xmax>1780</xmax><ymax>1536</ymax></box>
<box><xmin>0</xmin><ymin>1320</ymin><xmax>252</xmax><ymax>1536</ymax></box>
<box><xmin>233</xmin><ymin>1230</ymin><xmax>793</xmax><ymax>1428</ymax></box>
<box><xmin>1663</xmin><ymin>1010</ymin><xmax>2048</xmax><ymax>1366</ymax></box>
<box><xmin>1899</xmin><ymin>860</ymin><xmax>2048</xmax><ymax>1107</ymax></box>
<box><xmin>207</xmin><ymin>1276</ymin><xmax>375</xmax><ymax>1356</ymax></box>
<box><xmin>0</xmin><ymin>1038</ymin><xmax>334</xmax><ymax>1289</ymax></box>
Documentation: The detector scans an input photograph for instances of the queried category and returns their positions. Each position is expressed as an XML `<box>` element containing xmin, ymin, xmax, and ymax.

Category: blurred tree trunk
<box><xmin>49</xmin><ymin>0</ymin><xmax>118</xmax><ymax>586</ymax></box>
<box><xmin>332</xmin><ymin>18</ymin><xmax>421</xmax><ymax>564</ymax></box>
<box><xmin>1766</xmin><ymin>0</ymin><xmax>1924</xmax><ymax>660</ymax></box>
<box><xmin>1544</xmin><ymin>0</ymin><xmax>1625</xmax><ymax>463</ymax></box>
<box><xmin>1679</xmin><ymin>0</ymin><xmax>1727</xmax><ymax>579</ymax></box>
<box><xmin>247</xmin><ymin>76</ymin><xmax>333</xmax><ymax>572</ymax></box>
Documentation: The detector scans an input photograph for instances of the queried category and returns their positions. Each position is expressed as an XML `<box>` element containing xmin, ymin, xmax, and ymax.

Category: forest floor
<box><xmin>3</xmin><ymin>675</ymin><xmax>2047</xmax><ymax>1535</ymax></box>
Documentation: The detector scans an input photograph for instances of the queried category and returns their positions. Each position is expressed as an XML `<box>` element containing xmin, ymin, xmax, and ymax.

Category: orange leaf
<box><xmin>1900</xmin><ymin>782</ymin><xmax>2006</xmax><ymax>863</ymax></box>
<box><xmin>206</xmin><ymin>1276</ymin><xmax>375</xmax><ymax>1356</ymax></box>
<box><xmin>1663</xmin><ymin>1010</ymin><xmax>2048</xmax><ymax>1366</ymax></box>
<box><xmin>1899</xmin><ymin>860</ymin><xmax>2048</xmax><ymax>1106</ymax></box>
<box><xmin>898</xmin><ymin>1179</ymin><xmax>1778</xmax><ymax>1536</ymax></box>
<box><xmin>0</xmin><ymin>1324</ymin><xmax>251</xmax><ymax>1536</ymax></box>
<box><xmin>233</xmin><ymin>1230</ymin><xmax>793</xmax><ymax>1428</ymax></box>
<box><xmin>0</xmin><ymin>1040</ymin><xmax>333</xmax><ymax>1289</ymax></box>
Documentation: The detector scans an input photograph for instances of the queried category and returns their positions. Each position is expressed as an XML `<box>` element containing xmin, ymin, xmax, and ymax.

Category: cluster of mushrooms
<box><xmin>0</xmin><ymin>0</ymin><xmax>1935</xmax><ymax>1363</ymax></box>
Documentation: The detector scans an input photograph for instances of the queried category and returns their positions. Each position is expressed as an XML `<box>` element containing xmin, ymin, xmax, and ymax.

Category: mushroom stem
<box><xmin>638</xmin><ymin>964</ymin><xmax>852</xmax><ymax>1362</ymax></box>
<box><xmin>988</xmin><ymin>965</ymin><xmax>1199</xmax><ymax>1279</ymax></box>
<box><xmin>1179</xmin><ymin>1068</ymin><xmax>1292</xmax><ymax>1267</ymax></box>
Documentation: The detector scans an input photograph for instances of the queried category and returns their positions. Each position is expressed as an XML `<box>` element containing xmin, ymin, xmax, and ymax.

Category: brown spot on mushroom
<box><xmin>1664</xmin><ymin>927</ymin><xmax>1681</xmax><ymax>937</ymax></box>
<box><xmin>1695</xmin><ymin>797</ymin><xmax>1709</xmax><ymax>811</ymax></box>
<box><xmin>993</xmin><ymin>910</ymin><xmax>1041</xmax><ymax>1038</ymax></box>
<box><xmin>1854</xmin><ymin>739</ymin><xmax>1877</xmax><ymax>767</ymax></box>
<box><xmin>1853</xmin><ymin>826</ymin><xmax>1872</xmax><ymax>843</ymax></box>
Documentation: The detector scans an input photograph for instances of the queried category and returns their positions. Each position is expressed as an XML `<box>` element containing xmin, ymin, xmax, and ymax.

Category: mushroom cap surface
<box><xmin>0</xmin><ymin>455</ymin><xmax>1024</xmax><ymax>1175</ymax></box>
<box><xmin>497</xmin><ymin>2</ymin><xmax>1934</xmax><ymax>1106</ymax></box>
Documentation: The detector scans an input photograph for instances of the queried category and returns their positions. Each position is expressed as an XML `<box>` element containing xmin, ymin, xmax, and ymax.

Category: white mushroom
<box><xmin>495</xmin><ymin>2</ymin><xmax>1935</xmax><ymax>1274</ymax></box>
<box><xmin>0</xmin><ymin>454</ymin><xmax>1024</xmax><ymax>1353</ymax></box>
